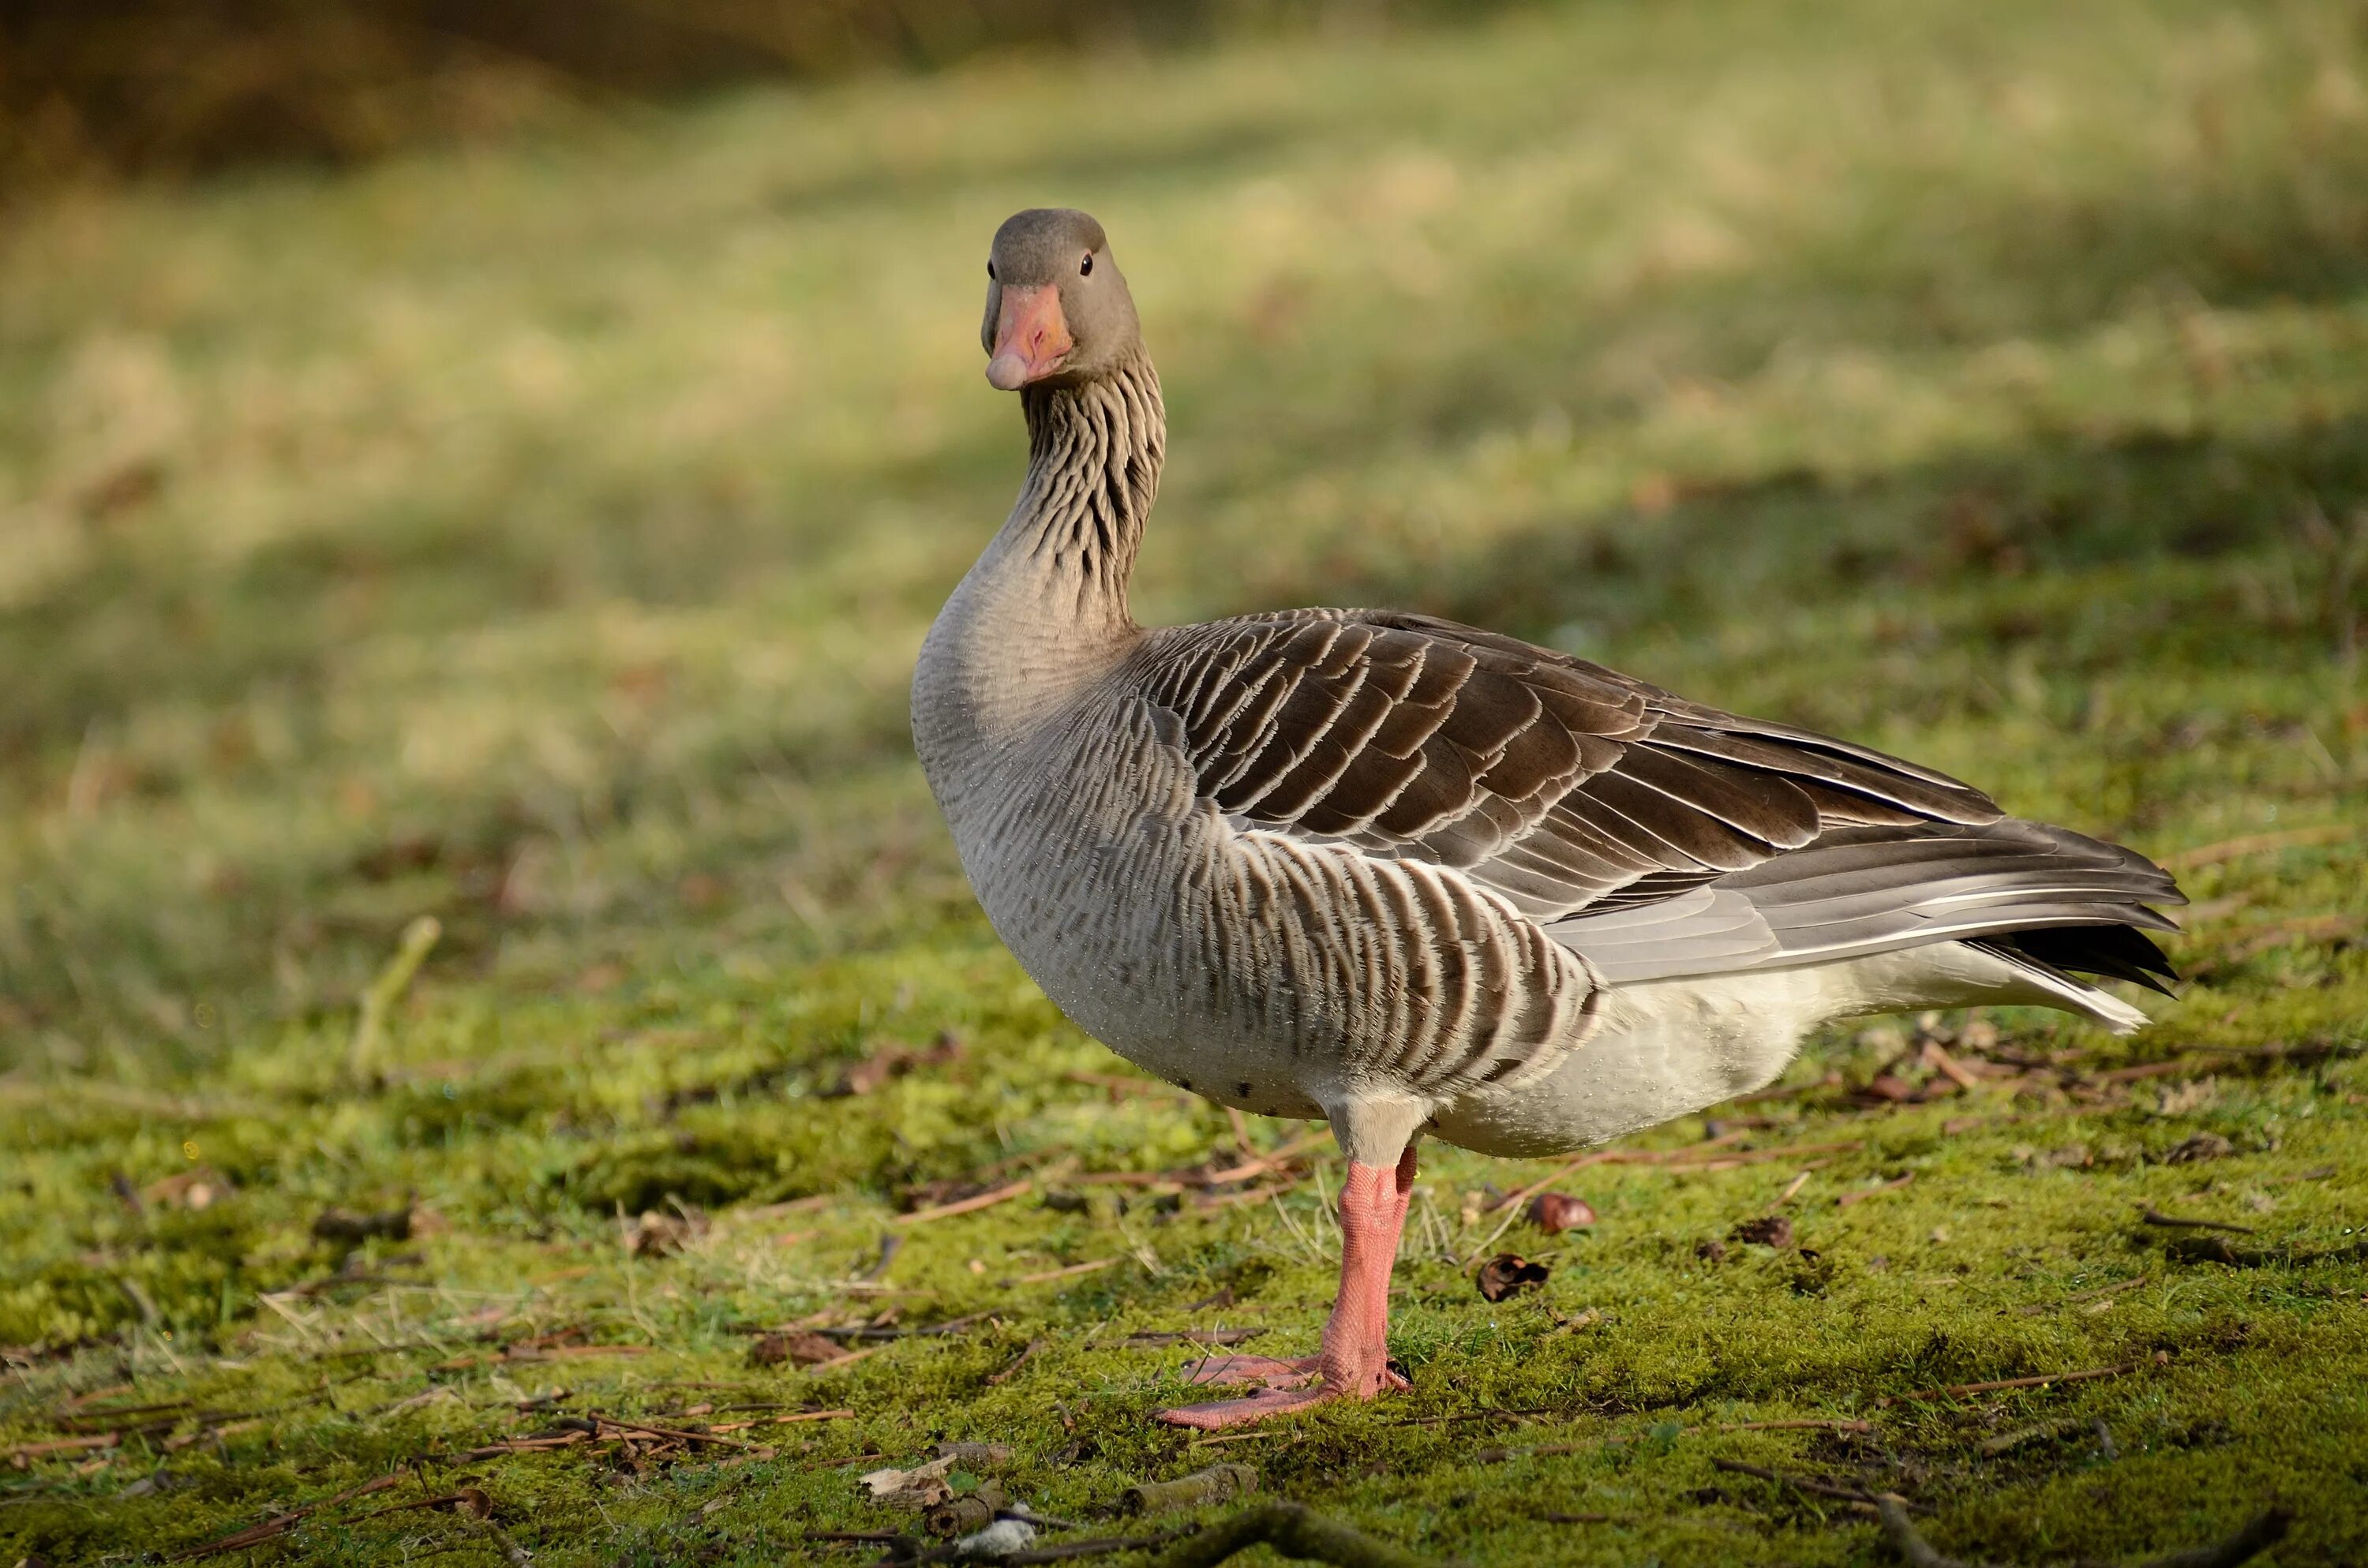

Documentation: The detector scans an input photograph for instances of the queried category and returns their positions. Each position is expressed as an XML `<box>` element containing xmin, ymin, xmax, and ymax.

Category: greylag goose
<box><xmin>912</xmin><ymin>208</ymin><xmax>2184</xmax><ymax>1429</ymax></box>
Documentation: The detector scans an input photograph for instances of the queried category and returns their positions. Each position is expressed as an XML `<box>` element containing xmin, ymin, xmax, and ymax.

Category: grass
<box><xmin>4</xmin><ymin>0</ymin><xmax>2367</xmax><ymax>1560</ymax></box>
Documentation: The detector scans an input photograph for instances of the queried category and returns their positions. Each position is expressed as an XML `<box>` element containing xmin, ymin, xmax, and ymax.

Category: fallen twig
<box><xmin>167</xmin><ymin>1475</ymin><xmax>403</xmax><ymax>1560</ymax></box>
<box><xmin>819</xmin><ymin>1311</ymin><xmax>991</xmax><ymax>1341</ymax></box>
<box><xmin>456</xmin><ymin>1488</ymin><xmax>534</xmax><ymax>1567</ymax></box>
<box><xmin>2139</xmin><ymin>1208</ymin><xmax>2256</xmax><ymax>1235</ymax></box>
<box><xmin>349</xmin><ymin>915</ymin><xmax>441</xmax><ymax>1079</ymax></box>
<box><xmin>588</xmin><ymin>1413</ymin><xmax>755</xmax><ymax>1449</ymax></box>
<box><xmin>1720</xmin><ymin>1418</ymin><xmax>1875</xmax><ymax>1433</ymax></box>
<box><xmin>1663</xmin><ymin>1140</ymin><xmax>1865</xmax><ymax>1173</ymax></box>
<box><xmin>1012</xmin><ymin>1259</ymin><xmax>1121</xmax><ymax>1285</ymax></box>
<box><xmin>2161</xmin><ymin>823</ymin><xmax>2351</xmax><ymax>869</ymax></box>
<box><xmin>1141</xmin><ymin>1502</ymin><xmax>1437</xmax><ymax>1568</ymax></box>
<box><xmin>1875</xmin><ymin>1495</ymin><xmax>2288</xmax><ymax>1568</ymax></box>
<box><xmin>857</xmin><ymin>1233</ymin><xmax>904</xmax><ymax>1282</ymax></box>
<box><xmin>1887</xmin><ymin>1358</ymin><xmax>2152</xmax><ymax>1404</ymax></box>
<box><xmin>1122</xmin><ymin>1329</ymin><xmax>1264</xmax><ymax>1349</ymax></box>
<box><xmin>1978</xmin><ymin>1416</ymin><xmax>2088</xmax><ymax>1457</ymax></box>
<box><xmin>2014</xmin><ymin>1277</ymin><xmax>2147</xmax><ymax>1316</ymax></box>
<box><xmin>1840</xmin><ymin>1173</ymin><xmax>1915</xmax><ymax>1207</ymax></box>
<box><xmin>896</xmin><ymin>1179</ymin><xmax>1035</xmax><ymax>1226</ymax></box>
<box><xmin>1711</xmin><ymin>1457</ymin><xmax>1887</xmax><ymax>1512</ymax></box>
<box><xmin>987</xmin><ymin>1339</ymin><xmax>1048</xmax><ymax>1387</ymax></box>
<box><xmin>1122</xmin><ymin>1462</ymin><xmax>1258</xmax><ymax>1515</ymax></box>
<box><xmin>995</xmin><ymin>1533</ymin><xmax>1190</xmax><ymax>1563</ymax></box>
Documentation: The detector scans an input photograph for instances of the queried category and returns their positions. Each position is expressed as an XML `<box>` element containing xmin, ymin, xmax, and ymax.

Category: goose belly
<box><xmin>1422</xmin><ymin>940</ymin><xmax>2058</xmax><ymax>1156</ymax></box>
<box><xmin>940</xmin><ymin>709</ymin><xmax>1600</xmax><ymax>1121</ymax></box>
<box><xmin>1423</xmin><ymin>969</ymin><xmax>1826</xmax><ymax>1156</ymax></box>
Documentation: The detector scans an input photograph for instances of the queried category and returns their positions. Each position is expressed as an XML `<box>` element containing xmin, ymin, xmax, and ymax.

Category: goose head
<box><xmin>982</xmin><ymin>208</ymin><xmax>1141</xmax><ymax>391</ymax></box>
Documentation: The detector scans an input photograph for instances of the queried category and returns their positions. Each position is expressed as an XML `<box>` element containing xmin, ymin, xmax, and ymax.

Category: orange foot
<box><xmin>1155</xmin><ymin>1151</ymin><xmax>1418</xmax><ymax>1430</ymax></box>
<box><xmin>1154</xmin><ymin>1354</ymin><xmax>1407</xmax><ymax>1428</ymax></box>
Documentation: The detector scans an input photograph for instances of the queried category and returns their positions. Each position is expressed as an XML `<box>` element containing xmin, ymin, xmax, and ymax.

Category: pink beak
<box><xmin>985</xmin><ymin>285</ymin><xmax>1073</xmax><ymax>390</ymax></box>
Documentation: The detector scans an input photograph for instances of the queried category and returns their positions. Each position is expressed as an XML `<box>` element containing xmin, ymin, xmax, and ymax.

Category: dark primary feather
<box><xmin>1132</xmin><ymin>608</ymin><xmax>2183</xmax><ymax>988</ymax></box>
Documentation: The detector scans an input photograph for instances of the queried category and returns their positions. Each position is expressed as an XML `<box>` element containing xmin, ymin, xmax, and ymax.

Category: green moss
<box><xmin>6</xmin><ymin>0</ymin><xmax>2368</xmax><ymax>1559</ymax></box>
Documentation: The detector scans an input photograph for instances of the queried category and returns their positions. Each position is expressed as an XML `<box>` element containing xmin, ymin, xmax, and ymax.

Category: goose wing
<box><xmin>1130</xmin><ymin>608</ymin><xmax>2180</xmax><ymax>985</ymax></box>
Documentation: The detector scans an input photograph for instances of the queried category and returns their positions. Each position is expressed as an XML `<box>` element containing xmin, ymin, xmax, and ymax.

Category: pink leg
<box><xmin>1156</xmin><ymin>1145</ymin><xmax>1418</xmax><ymax>1428</ymax></box>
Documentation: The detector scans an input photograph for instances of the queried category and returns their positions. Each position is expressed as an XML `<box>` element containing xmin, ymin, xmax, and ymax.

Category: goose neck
<box><xmin>1000</xmin><ymin>348</ymin><xmax>1164</xmax><ymax>635</ymax></box>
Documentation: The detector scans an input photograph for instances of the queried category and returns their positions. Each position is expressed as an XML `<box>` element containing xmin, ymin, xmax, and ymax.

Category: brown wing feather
<box><xmin>1131</xmin><ymin>608</ymin><xmax>2004</xmax><ymax>922</ymax></box>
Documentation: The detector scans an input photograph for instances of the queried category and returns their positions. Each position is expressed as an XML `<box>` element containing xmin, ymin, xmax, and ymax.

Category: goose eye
<box><xmin>1080</xmin><ymin>253</ymin><xmax>1093</xmax><ymax>276</ymax></box>
<box><xmin>987</xmin><ymin>260</ymin><xmax>996</xmax><ymax>280</ymax></box>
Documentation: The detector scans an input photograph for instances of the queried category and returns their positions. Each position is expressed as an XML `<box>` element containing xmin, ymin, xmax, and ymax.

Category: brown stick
<box><xmin>1664</xmin><ymin>1140</ymin><xmax>1866</xmax><ymax>1173</ymax></box>
<box><xmin>1198</xmin><ymin>1131</ymin><xmax>1328</xmax><ymax>1185</ymax></box>
<box><xmin>1923</xmin><ymin>1042</ymin><xmax>1984</xmax><ymax>1092</ymax></box>
<box><xmin>1718</xmin><ymin>1418</ymin><xmax>1875</xmax><ymax>1433</ymax></box>
<box><xmin>2140</xmin><ymin>1207</ymin><xmax>2257</xmax><ymax>1235</ymax></box>
<box><xmin>2161</xmin><ymin>823</ymin><xmax>2351</xmax><ymax>869</ymax></box>
<box><xmin>2015</xmin><ymin>1276</ymin><xmax>2148</xmax><ymax>1315</ymax></box>
<box><xmin>1141</xmin><ymin>1502</ymin><xmax>1438</xmax><ymax>1568</ymax></box>
<box><xmin>1486</xmin><ymin>1150</ymin><xmax>1628</xmax><ymax>1214</ymax></box>
<box><xmin>894</xmin><ymin>1179</ymin><xmax>1033</xmax><ymax>1226</ymax></box>
<box><xmin>987</xmin><ymin>1339</ymin><xmax>1048</xmax><ymax>1386</ymax></box>
<box><xmin>167</xmin><ymin>1475</ymin><xmax>404</xmax><ymax>1560</ymax></box>
<box><xmin>589</xmin><ymin>1413</ymin><xmax>754</xmax><ymax>1448</ymax></box>
<box><xmin>1014</xmin><ymin>1258</ymin><xmax>1120</xmax><ymax>1285</ymax></box>
<box><xmin>1122</xmin><ymin>1328</ymin><xmax>1264</xmax><ymax>1348</ymax></box>
<box><xmin>2091</xmin><ymin>1060</ymin><xmax>2203</xmax><ymax>1084</ymax></box>
<box><xmin>1710</xmin><ymin>1458</ymin><xmax>1883</xmax><ymax>1511</ymax></box>
<box><xmin>1839</xmin><ymin>1173</ymin><xmax>1915</xmax><ymax>1207</ymax></box>
<box><xmin>1875</xmin><ymin>1494</ymin><xmax>2289</xmax><ymax>1568</ymax></box>
<box><xmin>1888</xmin><ymin>1360</ymin><xmax>2141</xmax><ymax>1402</ymax></box>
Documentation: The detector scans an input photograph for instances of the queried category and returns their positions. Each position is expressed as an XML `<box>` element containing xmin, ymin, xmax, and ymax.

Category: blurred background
<box><xmin>3</xmin><ymin>0</ymin><xmax>2366</xmax><ymax>1076</ymax></box>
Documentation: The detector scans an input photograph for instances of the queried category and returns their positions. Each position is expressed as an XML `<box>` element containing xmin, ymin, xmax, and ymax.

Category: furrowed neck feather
<box><xmin>1009</xmin><ymin>348</ymin><xmax>1163</xmax><ymax>629</ymax></box>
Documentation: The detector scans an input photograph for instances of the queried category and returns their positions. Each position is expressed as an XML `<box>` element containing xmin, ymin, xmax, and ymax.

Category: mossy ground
<box><xmin>5</xmin><ymin>0</ymin><xmax>2368</xmax><ymax>1561</ymax></box>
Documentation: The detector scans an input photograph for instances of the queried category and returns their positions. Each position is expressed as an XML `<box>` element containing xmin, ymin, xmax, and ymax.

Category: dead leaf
<box><xmin>1527</xmin><ymin>1193</ymin><xmax>1596</xmax><ymax>1233</ymax></box>
<box><xmin>1475</xmin><ymin>1254</ymin><xmax>1550</xmax><ymax>1302</ymax></box>
<box><xmin>2164</xmin><ymin>1132</ymin><xmax>2234</xmax><ymax>1164</ymax></box>
<box><xmin>1729</xmin><ymin>1215</ymin><xmax>1794</xmax><ymax>1249</ymax></box>
<box><xmin>313</xmin><ymin>1205</ymin><xmax>410</xmax><ymax>1244</ymax></box>
<box><xmin>829</xmin><ymin>1033</ymin><xmax>967</xmax><ymax>1098</ymax></box>
<box><xmin>859</xmin><ymin>1454</ymin><xmax>956</xmax><ymax>1510</ymax></box>
<box><xmin>750</xmin><ymin>1330</ymin><xmax>849</xmax><ymax>1367</ymax></box>
<box><xmin>621</xmin><ymin>1207</ymin><xmax>708</xmax><ymax>1258</ymax></box>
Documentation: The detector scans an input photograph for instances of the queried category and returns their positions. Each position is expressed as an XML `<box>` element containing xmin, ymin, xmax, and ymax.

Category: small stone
<box><xmin>952</xmin><ymin>1518</ymin><xmax>1038</xmax><ymax>1558</ymax></box>
<box><xmin>2164</xmin><ymin>1132</ymin><xmax>2235</xmax><ymax>1164</ymax></box>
